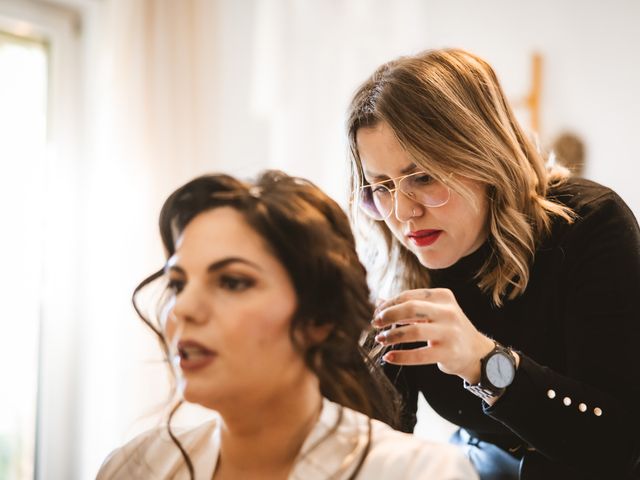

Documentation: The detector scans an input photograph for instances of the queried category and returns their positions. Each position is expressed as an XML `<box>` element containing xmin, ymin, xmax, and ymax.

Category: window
<box><xmin>0</xmin><ymin>30</ymin><xmax>48</xmax><ymax>480</ymax></box>
<box><xmin>0</xmin><ymin>1</ymin><xmax>81</xmax><ymax>477</ymax></box>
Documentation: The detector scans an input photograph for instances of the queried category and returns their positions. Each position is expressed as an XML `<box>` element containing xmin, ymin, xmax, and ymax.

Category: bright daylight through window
<box><xmin>0</xmin><ymin>30</ymin><xmax>48</xmax><ymax>480</ymax></box>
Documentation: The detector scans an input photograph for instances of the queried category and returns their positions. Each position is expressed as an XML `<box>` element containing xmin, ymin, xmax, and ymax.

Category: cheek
<box><xmin>461</xmin><ymin>194</ymin><xmax>489</xmax><ymax>232</ymax></box>
<box><xmin>257</xmin><ymin>313</ymin><xmax>295</xmax><ymax>350</ymax></box>
<box><xmin>238</xmin><ymin>300</ymin><xmax>297</xmax><ymax>353</ymax></box>
<box><xmin>383</xmin><ymin>218</ymin><xmax>406</xmax><ymax>244</ymax></box>
<box><xmin>447</xmin><ymin>198</ymin><xmax>489</xmax><ymax>248</ymax></box>
<box><xmin>160</xmin><ymin>297</ymin><xmax>179</xmax><ymax>344</ymax></box>
<box><xmin>164</xmin><ymin>313</ymin><xmax>177</xmax><ymax>344</ymax></box>
<box><xmin>252</xmin><ymin>326</ymin><xmax>293</xmax><ymax>359</ymax></box>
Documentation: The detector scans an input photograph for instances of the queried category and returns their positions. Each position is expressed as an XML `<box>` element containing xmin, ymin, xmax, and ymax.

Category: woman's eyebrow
<box><xmin>164</xmin><ymin>256</ymin><xmax>263</xmax><ymax>275</ymax></box>
<box><xmin>206</xmin><ymin>257</ymin><xmax>262</xmax><ymax>273</ymax></box>
<box><xmin>365</xmin><ymin>163</ymin><xmax>417</xmax><ymax>180</ymax></box>
<box><xmin>400</xmin><ymin>163</ymin><xmax>418</xmax><ymax>174</ymax></box>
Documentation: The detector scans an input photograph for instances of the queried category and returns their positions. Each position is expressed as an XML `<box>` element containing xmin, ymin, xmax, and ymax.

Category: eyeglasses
<box><xmin>357</xmin><ymin>171</ymin><xmax>451</xmax><ymax>221</ymax></box>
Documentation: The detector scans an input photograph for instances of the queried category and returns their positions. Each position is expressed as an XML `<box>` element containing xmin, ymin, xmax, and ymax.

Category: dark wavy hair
<box><xmin>132</xmin><ymin>169</ymin><xmax>402</xmax><ymax>478</ymax></box>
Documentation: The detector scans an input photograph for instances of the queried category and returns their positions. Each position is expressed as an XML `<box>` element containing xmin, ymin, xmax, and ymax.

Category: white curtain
<box><xmin>76</xmin><ymin>1</ymin><xmax>225</xmax><ymax>477</ymax></box>
<box><xmin>251</xmin><ymin>0</ymin><xmax>432</xmax><ymax>204</ymax></box>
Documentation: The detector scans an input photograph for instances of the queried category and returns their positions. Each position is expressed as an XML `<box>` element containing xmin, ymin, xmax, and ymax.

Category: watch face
<box><xmin>485</xmin><ymin>352</ymin><xmax>515</xmax><ymax>388</ymax></box>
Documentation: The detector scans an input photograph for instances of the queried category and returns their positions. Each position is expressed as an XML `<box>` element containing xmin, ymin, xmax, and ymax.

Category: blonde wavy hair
<box><xmin>347</xmin><ymin>48</ymin><xmax>574</xmax><ymax>306</ymax></box>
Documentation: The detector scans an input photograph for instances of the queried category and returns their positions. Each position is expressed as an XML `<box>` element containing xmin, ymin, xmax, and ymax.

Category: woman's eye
<box><xmin>219</xmin><ymin>275</ymin><xmax>255</xmax><ymax>292</ymax></box>
<box><xmin>167</xmin><ymin>278</ymin><xmax>185</xmax><ymax>294</ymax></box>
<box><xmin>371</xmin><ymin>180</ymin><xmax>393</xmax><ymax>193</ymax></box>
<box><xmin>413</xmin><ymin>174</ymin><xmax>434</xmax><ymax>185</ymax></box>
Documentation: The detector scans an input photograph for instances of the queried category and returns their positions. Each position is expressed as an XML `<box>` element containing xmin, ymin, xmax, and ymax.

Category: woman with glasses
<box><xmin>97</xmin><ymin>170</ymin><xmax>477</xmax><ymax>479</ymax></box>
<box><xmin>347</xmin><ymin>48</ymin><xmax>640</xmax><ymax>480</ymax></box>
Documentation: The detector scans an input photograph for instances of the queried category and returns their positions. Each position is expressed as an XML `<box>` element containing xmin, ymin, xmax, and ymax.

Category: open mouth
<box><xmin>177</xmin><ymin>341</ymin><xmax>216</xmax><ymax>371</ymax></box>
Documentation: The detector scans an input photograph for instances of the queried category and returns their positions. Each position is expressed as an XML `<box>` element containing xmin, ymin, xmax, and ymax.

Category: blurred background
<box><xmin>0</xmin><ymin>0</ymin><xmax>638</xmax><ymax>478</ymax></box>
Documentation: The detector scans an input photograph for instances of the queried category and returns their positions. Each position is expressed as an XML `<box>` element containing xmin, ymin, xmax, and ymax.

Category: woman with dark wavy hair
<box><xmin>347</xmin><ymin>48</ymin><xmax>640</xmax><ymax>479</ymax></box>
<box><xmin>97</xmin><ymin>170</ymin><xmax>477</xmax><ymax>479</ymax></box>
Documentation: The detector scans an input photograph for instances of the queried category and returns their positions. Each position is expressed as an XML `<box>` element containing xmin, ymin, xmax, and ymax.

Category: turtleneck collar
<box><xmin>429</xmin><ymin>240</ymin><xmax>492</xmax><ymax>283</ymax></box>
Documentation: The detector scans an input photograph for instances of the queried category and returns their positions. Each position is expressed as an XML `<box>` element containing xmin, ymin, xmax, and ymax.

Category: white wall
<box><xmin>47</xmin><ymin>0</ymin><xmax>640</xmax><ymax>235</ymax></box>
<box><xmin>208</xmin><ymin>0</ymin><xmax>640</xmax><ymax>212</ymax></box>
<box><xmin>420</xmin><ymin>0</ymin><xmax>640</xmax><ymax>214</ymax></box>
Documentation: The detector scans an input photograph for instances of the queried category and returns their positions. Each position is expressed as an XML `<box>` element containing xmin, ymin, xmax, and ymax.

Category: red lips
<box><xmin>177</xmin><ymin>340</ymin><xmax>217</xmax><ymax>372</ymax></box>
<box><xmin>407</xmin><ymin>229</ymin><xmax>443</xmax><ymax>247</ymax></box>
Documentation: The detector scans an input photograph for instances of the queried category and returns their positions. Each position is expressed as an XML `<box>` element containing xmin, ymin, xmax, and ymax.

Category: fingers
<box><xmin>372</xmin><ymin>288</ymin><xmax>469</xmax><ymax>369</ymax></box>
<box><xmin>382</xmin><ymin>345</ymin><xmax>440</xmax><ymax>366</ymax></box>
<box><xmin>372</xmin><ymin>299</ymin><xmax>451</xmax><ymax>329</ymax></box>
<box><xmin>374</xmin><ymin>288</ymin><xmax>455</xmax><ymax>315</ymax></box>
<box><xmin>374</xmin><ymin>322</ymin><xmax>443</xmax><ymax>347</ymax></box>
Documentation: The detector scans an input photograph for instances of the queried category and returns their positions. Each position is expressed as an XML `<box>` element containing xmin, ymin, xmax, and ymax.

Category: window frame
<box><xmin>0</xmin><ymin>1</ymin><xmax>83</xmax><ymax>478</ymax></box>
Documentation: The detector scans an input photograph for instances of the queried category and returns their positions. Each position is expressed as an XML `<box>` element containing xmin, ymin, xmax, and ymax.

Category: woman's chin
<box><xmin>181</xmin><ymin>386</ymin><xmax>217</xmax><ymax>409</ymax></box>
<box><xmin>415</xmin><ymin>251</ymin><xmax>457</xmax><ymax>270</ymax></box>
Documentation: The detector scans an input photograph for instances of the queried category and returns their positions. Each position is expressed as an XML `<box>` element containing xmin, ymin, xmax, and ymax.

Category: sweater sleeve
<box><xmin>484</xmin><ymin>192</ymin><xmax>640</xmax><ymax>478</ymax></box>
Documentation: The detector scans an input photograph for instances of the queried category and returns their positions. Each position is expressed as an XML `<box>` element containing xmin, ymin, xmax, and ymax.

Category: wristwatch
<box><xmin>464</xmin><ymin>341</ymin><xmax>517</xmax><ymax>400</ymax></box>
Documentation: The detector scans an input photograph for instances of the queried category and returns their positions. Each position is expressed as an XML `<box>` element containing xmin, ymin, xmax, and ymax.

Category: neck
<box><xmin>215</xmin><ymin>374</ymin><xmax>323</xmax><ymax>477</ymax></box>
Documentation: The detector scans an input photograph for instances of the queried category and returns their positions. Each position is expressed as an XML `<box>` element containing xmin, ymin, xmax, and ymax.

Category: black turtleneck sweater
<box><xmin>384</xmin><ymin>178</ymin><xmax>640</xmax><ymax>479</ymax></box>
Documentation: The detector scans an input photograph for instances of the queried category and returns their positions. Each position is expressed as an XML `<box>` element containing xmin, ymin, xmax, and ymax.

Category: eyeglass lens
<box><xmin>358</xmin><ymin>173</ymin><xmax>450</xmax><ymax>220</ymax></box>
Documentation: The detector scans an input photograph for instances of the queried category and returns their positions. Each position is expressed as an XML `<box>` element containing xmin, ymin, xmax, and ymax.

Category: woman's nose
<box><xmin>394</xmin><ymin>190</ymin><xmax>423</xmax><ymax>222</ymax></box>
<box><xmin>171</xmin><ymin>285</ymin><xmax>209</xmax><ymax>325</ymax></box>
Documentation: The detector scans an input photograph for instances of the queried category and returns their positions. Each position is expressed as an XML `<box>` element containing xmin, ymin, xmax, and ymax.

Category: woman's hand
<box><xmin>373</xmin><ymin>288</ymin><xmax>495</xmax><ymax>384</ymax></box>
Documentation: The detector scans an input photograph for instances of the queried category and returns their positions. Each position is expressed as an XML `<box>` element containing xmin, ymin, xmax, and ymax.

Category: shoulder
<box><xmin>548</xmin><ymin>177</ymin><xmax>633</xmax><ymax>220</ymax></box>
<box><xmin>337</xmin><ymin>405</ymin><xmax>477</xmax><ymax>479</ymax></box>
<box><xmin>546</xmin><ymin>177</ymin><xmax>638</xmax><ymax>246</ymax></box>
<box><xmin>300</xmin><ymin>401</ymin><xmax>477</xmax><ymax>480</ymax></box>
<box><xmin>96</xmin><ymin>419</ymin><xmax>219</xmax><ymax>480</ymax></box>
<box><xmin>361</xmin><ymin>418</ymin><xmax>478</xmax><ymax>479</ymax></box>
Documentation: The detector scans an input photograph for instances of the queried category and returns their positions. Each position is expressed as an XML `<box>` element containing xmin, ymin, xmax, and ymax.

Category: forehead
<box><xmin>173</xmin><ymin>207</ymin><xmax>273</xmax><ymax>269</ymax></box>
<box><xmin>356</xmin><ymin>123</ymin><xmax>415</xmax><ymax>178</ymax></box>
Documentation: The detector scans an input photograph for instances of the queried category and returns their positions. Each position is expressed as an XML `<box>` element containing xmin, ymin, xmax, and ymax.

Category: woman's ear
<box><xmin>300</xmin><ymin>322</ymin><xmax>334</xmax><ymax>347</ymax></box>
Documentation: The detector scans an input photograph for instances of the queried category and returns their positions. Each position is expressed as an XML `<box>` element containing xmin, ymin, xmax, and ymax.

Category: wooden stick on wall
<box><xmin>526</xmin><ymin>52</ymin><xmax>543</xmax><ymax>134</ymax></box>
